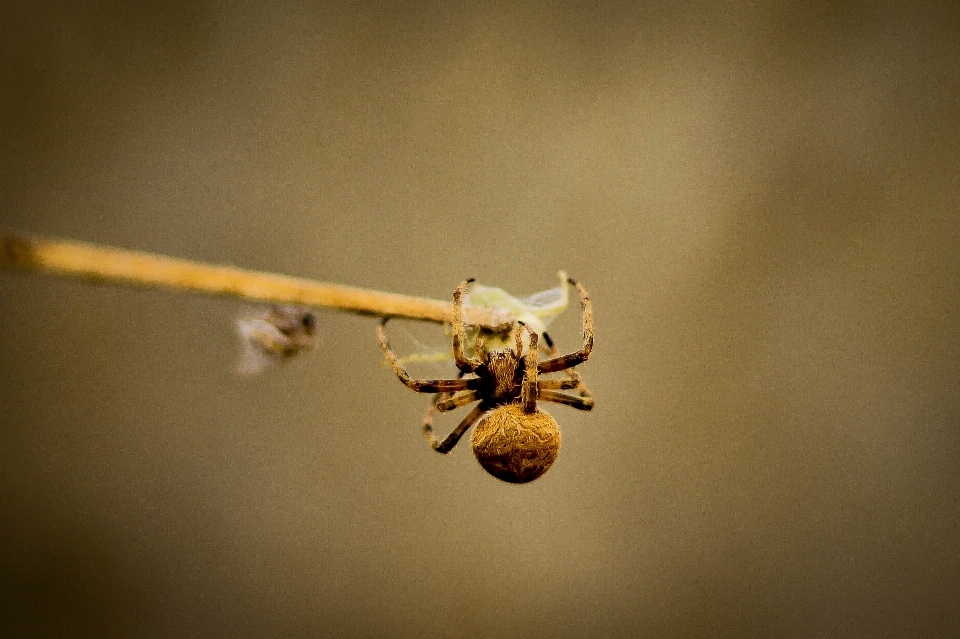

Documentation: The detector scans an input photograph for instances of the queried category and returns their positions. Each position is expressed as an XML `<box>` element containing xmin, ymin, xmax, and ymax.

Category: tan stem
<box><xmin>0</xmin><ymin>232</ymin><xmax>515</xmax><ymax>330</ymax></box>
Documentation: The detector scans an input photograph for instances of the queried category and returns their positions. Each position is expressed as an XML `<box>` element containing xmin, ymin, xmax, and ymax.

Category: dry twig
<box><xmin>0</xmin><ymin>231</ymin><xmax>515</xmax><ymax>330</ymax></box>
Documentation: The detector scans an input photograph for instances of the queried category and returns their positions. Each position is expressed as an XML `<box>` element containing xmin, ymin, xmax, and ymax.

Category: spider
<box><xmin>378</xmin><ymin>276</ymin><xmax>594</xmax><ymax>483</ymax></box>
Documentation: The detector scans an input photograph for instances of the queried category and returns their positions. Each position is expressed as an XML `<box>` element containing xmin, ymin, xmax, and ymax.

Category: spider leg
<box><xmin>423</xmin><ymin>391</ymin><xmax>480</xmax><ymax>450</ymax></box>
<box><xmin>539</xmin><ymin>331</ymin><xmax>592</xmax><ymax>396</ymax></box>
<box><xmin>538</xmin><ymin>277</ymin><xmax>594</xmax><ymax>374</ymax></box>
<box><xmin>537</xmin><ymin>378</ymin><xmax>581</xmax><ymax>391</ymax></box>
<box><xmin>435</xmin><ymin>390</ymin><xmax>479</xmax><ymax>412</ymax></box>
<box><xmin>538</xmin><ymin>389</ymin><xmax>594</xmax><ymax>411</ymax></box>
<box><xmin>423</xmin><ymin>393</ymin><xmax>456</xmax><ymax>438</ymax></box>
<box><xmin>452</xmin><ymin>278</ymin><xmax>483</xmax><ymax>373</ymax></box>
<box><xmin>541</xmin><ymin>330</ymin><xmax>555</xmax><ymax>351</ymax></box>
<box><xmin>429</xmin><ymin>403</ymin><xmax>488</xmax><ymax>454</ymax></box>
<box><xmin>421</xmin><ymin>393</ymin><xmax>449</xmax><ymax>437</ymax></box>
<box><xmin>421</xmin><ymin>369</ymin><xmax>466</xmax><ymax>432</ymax></box>
<box><xmin>513</xmin><ymin>322</ymin><xmax>524</xmax><ymax>358</ymax></box>
<box><xmin>474</xmin><ymin>331</ymin><xmax>485</xmax><ymax>361</ymax></box>
<box><xmin>520</xmin><ymin>325</ymin><xmax>539</xmax><ymax>413</ymax></box>
<box><xmin>378</xmin><ymin>319</ymin><xmax>478</xmax><ymax>393</ymax></box>
<box><xmin>569</xmin><ymin>377</ymin><xmax>594</xmax><ymax>403</ymax></box>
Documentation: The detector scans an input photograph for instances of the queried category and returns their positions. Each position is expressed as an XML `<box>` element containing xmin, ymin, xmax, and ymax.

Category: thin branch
<box><xmin>0</xmin><ymin>231</ymin><xmax>515</xmax><ymax>330</ymax></box>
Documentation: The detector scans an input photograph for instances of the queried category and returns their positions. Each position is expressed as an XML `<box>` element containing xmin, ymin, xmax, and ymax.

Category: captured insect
<box><xmin>236</xmin><ymin>305</ymin><xmax>318</xmax><ymax>374</ymax></box>
<box><xmin>391</xmin><ymin>271</ymin><xmax>572</xmax><ymax>369</ymax></box>
<box><xmin>379</xmin><ymin>277</ymin><xmax>594</xmax><ymax>483</ymax></box>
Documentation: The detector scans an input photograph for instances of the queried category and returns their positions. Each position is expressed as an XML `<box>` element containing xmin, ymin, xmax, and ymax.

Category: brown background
<box><xmin>2</xmin><ymin>2</ymin><xmax>959</xmax><ymax>637</ymax></box>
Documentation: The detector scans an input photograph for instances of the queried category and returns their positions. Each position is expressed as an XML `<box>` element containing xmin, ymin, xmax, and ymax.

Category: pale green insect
<box><xmin>396</xmin><ymin>271</ymin><xmax>570</xmax><ymax>366</ymax></box>
<box><xmin>467</xmin><ymin>270</ymin><xmax>570</xmax><ymax>335</ymax></box>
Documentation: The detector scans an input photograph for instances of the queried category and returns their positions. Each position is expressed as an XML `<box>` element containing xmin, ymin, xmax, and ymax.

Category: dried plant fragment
<box><xmin>237</xmin><ymin>305</ymin><xmax>317</xmax><ymax>374</ymax></box>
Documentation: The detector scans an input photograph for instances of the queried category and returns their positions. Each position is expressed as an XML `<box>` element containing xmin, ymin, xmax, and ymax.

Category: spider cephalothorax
<box><xmin>378</xmin><ymin>277</ymin><xmax>594</xmax><ymax>483</ymax></box>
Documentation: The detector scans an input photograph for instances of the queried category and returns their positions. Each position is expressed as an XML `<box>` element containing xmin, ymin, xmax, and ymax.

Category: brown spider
<box><xmin>378</xmin><ymin>277</ymin><xmax>594</xmax><ymax>483</ymax></box>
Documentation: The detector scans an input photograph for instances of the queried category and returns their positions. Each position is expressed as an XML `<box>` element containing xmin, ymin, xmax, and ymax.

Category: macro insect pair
<box><xmin>378</xmin><ymin>276</ymin><xmax>594</xmax><ymax>483</ymax></box>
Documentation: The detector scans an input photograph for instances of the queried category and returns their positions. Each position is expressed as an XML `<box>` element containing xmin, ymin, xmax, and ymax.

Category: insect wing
<box><xmin>465</xmin><ymin>271</ymin><xmax>569</xmax><ymax>335</ymax></box>
<box><xmin>383</xmin><ymin>320</ymin><xmax>459</xmax><ymax>376</ymax></box>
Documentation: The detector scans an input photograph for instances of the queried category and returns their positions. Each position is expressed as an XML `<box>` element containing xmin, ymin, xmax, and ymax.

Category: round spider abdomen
<box><xmin>471</xmin><ymin>403</ymin><xmax>561</xmax><ymax>484</ymax></box>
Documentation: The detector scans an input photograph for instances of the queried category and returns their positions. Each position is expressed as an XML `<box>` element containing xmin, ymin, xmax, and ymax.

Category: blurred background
<box><xmin>2</xmin><ymin>2</ymin><xmax>958</xmax><ymax>636</ymax></box>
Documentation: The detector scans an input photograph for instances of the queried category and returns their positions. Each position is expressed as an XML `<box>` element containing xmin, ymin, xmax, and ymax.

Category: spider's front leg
<box><xmin>378</xmin><ymin>319</ymin><xmax>477</xmax><ymax>394</ymax></box>
<box><xmin>452</xmin><ymin>278</ymin><xmax>483</xmax><ymax>373</ymax></box>
<box><xmin>519</xmin><ymin>324</ymin><xmax>539</xmax><ymax>413</ymax></box>
<box><xmin>538</xmin><ymin>277</ymin><xmax>594</xmax><ymax>374</ymax></box>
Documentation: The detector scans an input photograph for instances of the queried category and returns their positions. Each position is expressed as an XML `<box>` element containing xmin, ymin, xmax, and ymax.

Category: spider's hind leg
<box><xmin>429</xmin><ymin>403</ymin><xmax>488</xmax><ymax>454</ymax></box>
<box><xmin>422</xmin><ymin>390</ymin><xmax>452</xmax><ymax>443</ymax></box>
<box><xmin>423</xmin><ymin>390</ymin><xmax>481</xmax><ymax>451</ymax></box>
<box><xmin>538</xmin><ymin>389</ymin><xmax>594</xmax><ymax>411</ymax></box>
<box><xmin>421</xmin><ymin>370</ymin><xmax>478</xmax><ymax>446</ymax></box>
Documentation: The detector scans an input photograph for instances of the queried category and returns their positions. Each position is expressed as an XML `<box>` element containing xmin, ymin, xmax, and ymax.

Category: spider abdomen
<box><xmin>471</xmin><ymin>403</ymin><xmax>561</xmax><ymax>484</ymax></box>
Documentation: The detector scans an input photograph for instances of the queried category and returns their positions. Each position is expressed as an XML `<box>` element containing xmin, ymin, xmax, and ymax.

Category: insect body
<box><xmin>391</xmin><ymin>272</ymin><xmax>571</xmax><ymax>368</ymax></box>
<box><xmin>236</xmin><ymin>305</ymin><xmax>317</xmax><ymax>374</ymax></box>
<box><xmin>379</xmin><ymin>277</ymin><xmax>594</xmax><ymax>483</ymax></box>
